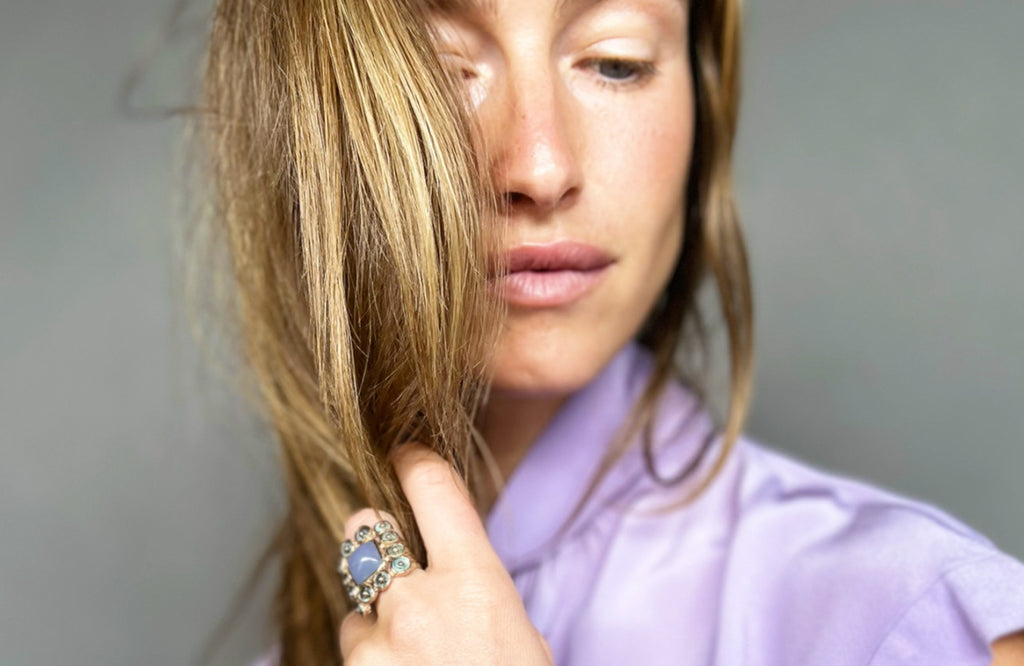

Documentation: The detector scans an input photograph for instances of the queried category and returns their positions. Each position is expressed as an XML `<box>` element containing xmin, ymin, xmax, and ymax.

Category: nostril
<box><xmin>500</xmin><ymin>191</ymin><xmax>530</xmax><ymax>213</ymax></box>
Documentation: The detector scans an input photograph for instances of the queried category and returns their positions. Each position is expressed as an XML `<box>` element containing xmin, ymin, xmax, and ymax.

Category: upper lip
<box><xmin>492</xmin><ymin>241</ymin><xmax>614</xmax><ymax>277</ymax></box>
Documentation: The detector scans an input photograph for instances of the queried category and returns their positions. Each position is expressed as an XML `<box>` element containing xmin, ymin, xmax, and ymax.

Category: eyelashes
<box><xmin>438</xmin><ymin>53</ymin><xmax>659</xmax><ymax>92</ymax></box>
<box><xmin>439</xmin><ymin>53</ymin><xmax>480</xmax><ymax>81</ymax></box>
<box><xmin>580</xmin><ymin>57</ymin><xmax>657</xmax><ymax>88</ymax></box>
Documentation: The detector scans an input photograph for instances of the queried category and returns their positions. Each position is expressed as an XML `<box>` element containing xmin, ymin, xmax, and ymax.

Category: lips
<box><xmin>490</xmin><ymin>241</ymin><xmax>613</xmax><ymax>308</ymax></box>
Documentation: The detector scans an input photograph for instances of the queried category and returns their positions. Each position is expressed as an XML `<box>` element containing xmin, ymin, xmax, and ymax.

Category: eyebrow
<box><xmin>471</xmin><ymin>0</ymin><xmax>604</xmax><ymax>20</ymax></box>
<box><xmin>472</xmin><ymin>0</ymin><xmax>678</xmax><ymax>21</ymax></box>
<box><xmin>555</xmin><ymin>0</ymin><xmax>599</xmax><ymax>19</ymax></box>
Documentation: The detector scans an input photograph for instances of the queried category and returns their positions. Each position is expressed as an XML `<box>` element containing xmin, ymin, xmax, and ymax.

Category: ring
<box><xmin>337</xmin><ymin>520</ymin><xmax>418</xmax><ymax>615</ymax></box>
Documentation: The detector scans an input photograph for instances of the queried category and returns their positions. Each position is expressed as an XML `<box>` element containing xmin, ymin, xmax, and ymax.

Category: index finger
<box><xmin>391</xmin><ymin>443</ymin><xmax>496</xmax><ymax>567</ymax></box>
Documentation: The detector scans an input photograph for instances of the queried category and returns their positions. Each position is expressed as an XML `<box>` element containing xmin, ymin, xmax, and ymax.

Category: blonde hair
<box><xmin>188</xmin><ymin>0</ymin><xmax>751</xmax><ymax>663</ymax></box>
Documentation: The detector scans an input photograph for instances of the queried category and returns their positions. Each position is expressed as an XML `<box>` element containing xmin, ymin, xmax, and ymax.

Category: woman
<box><xmin>193</xmin><ymin>0</ymin><xmax>1024</xmax><ymax>663</ymax></box>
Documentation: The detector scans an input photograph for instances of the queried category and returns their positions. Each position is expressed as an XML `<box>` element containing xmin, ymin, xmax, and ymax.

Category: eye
<box><xmin>438</xmin><ymin>52</ymin><xmax>489</xmax><ymax>107</ymax></box>
<box><xmin>582</xmin><ymin>57</ymin><xmax>656</xmax><ymax>86</ymax></box>
<box><xmin>440</xmin><ymin>53</ymin><xmax>479</xmax><ymax>81</ymax></box>
<box><xmin>597</xmin><ymin>59</ymin><xmax>639</xmax><ymax>79</ymax></box>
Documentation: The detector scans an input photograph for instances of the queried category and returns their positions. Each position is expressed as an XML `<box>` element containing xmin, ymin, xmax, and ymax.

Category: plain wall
<box><xmin>2</xmin><ymin>0</ymin><xmax>1021</xmax><ymax>664</ymax></box>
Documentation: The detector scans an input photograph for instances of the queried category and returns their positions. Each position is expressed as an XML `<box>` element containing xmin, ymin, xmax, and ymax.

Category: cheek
<box><xmin>593</xmin><ymin>88</ymin><xmax>694</xmax><ymax>231</ymax></box>
<box><xmin>586</xmin><ymin>81</ymin><xmax>694</xmax><ymax>295</ymax></box>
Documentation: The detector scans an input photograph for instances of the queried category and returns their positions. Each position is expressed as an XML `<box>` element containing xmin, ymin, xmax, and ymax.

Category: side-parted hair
<box><xmin>191</xmin><ymin>0</ymin><xmax>749</xmax><ymax>663</ymax></box>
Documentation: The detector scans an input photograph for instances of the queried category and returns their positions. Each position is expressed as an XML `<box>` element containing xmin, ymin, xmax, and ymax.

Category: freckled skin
<box><xmin>439</xmin><ymin>0</ymin><xmax>695</xmax><ymax>398</ymax></box>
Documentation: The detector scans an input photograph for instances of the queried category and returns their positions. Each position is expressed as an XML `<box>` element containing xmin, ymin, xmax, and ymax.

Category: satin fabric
<box><xmin>253</xmin><ymin>342</ymin><xmax>1024</xmax><ymax>665</ymax></box>
<box><xmin>486</xmin><ymin>342</ymin><xmax>1024</xmax><ymax>665</ymax></box>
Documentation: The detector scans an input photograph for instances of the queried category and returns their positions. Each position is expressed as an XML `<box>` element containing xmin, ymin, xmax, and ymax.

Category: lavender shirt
<box><xmin>255</xmin><ymin>342</ymin><xmax>1024</xmax><ymax>665</ymax></box>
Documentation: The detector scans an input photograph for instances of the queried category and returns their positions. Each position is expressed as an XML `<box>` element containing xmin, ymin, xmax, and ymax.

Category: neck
<box><xmin>474</xmin><ymin>390</ymin><xmax>568</xmax><ymax>517</ymax></box>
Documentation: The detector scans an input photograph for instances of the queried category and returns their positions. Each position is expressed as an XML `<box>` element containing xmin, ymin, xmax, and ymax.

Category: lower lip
<box><xmin>491</xmin><ymin>266</ymin><xmax>609</xmax><ymax>308</ymax></box>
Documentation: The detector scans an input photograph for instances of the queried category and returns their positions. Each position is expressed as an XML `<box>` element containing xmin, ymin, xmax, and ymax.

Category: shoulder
<box><xmin>733</xmin><ymin>439</ymin><xmax>1003</xmax><ymax>572</ymax></box>
<box><xmin>625</xmin><ymin>433</ymin><xmax>1024</xmax><ymax>664</ymax></box>
<box><xmin>734</xmin><ymin>439</ymin><xmax>1024</xmax><ymax>664</ymax></box>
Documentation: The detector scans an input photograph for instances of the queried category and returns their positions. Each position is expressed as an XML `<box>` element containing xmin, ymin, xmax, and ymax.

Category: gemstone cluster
<box><xmin>337</xmin><ymin>520</ymin><xmax>416</xmax><ymax>614</ymax></box>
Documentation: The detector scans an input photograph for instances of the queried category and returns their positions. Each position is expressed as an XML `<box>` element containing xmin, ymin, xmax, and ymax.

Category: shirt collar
<box><xmin>485</xmin><ymin>341</ymin><xmax>708</xmax><ymax>573</ymax></box>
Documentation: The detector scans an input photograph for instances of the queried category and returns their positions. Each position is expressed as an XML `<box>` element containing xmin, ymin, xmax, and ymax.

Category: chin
<box><xmin>487</xmin><ymin>326</ymin><xmax>621</xmax><ymax>399</ymax></box>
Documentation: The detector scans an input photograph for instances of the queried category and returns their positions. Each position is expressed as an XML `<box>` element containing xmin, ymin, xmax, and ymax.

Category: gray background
<box><xmin>2</xmin><ymin>0</ymin><xmax>1021</xmax><ymax>664</ymax></box>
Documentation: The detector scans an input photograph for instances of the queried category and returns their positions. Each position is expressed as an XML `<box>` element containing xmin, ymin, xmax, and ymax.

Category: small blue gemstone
<box><xmin>348</xmin><ymin>541</ymin><xmax>382</xmax><ymax>585</ymax></box>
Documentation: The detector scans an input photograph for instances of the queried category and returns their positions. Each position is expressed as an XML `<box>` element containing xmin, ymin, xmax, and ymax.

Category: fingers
<box><xmin>338</xmin><ymin>609</ymin><xmax>373</xmax><ymax>660</ymax></box>
<box><xmin>390</xmin><ymin>443</ymin><xmax>495</xmax><ymax>567</ymax></box>
<box><xmin>342</xmin><ymin>506</ymin><xmax>423</xmax><ymax>618</ymax></box>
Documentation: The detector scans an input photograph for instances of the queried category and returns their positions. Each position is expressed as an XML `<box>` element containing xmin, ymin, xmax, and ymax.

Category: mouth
<box><xmin>489</xmin><ymin>241</ymin><xmax>614</xmax><ymax>308</ymax></box>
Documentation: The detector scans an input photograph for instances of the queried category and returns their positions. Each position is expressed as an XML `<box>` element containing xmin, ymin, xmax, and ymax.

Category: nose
<box><xmin>487</xmin><ymin>66</ymin><xmax>582</xmax><ymax>218</ymax></box>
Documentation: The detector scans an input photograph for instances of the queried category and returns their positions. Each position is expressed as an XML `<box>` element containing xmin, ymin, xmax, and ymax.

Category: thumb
<box><xmin>391</xmin><ymin>442</ymin><xmax>493</xmax><ymax>566</ymax></box>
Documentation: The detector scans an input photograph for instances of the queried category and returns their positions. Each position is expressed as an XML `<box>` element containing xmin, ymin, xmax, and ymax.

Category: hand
<box><xmin>338</xmin><ymin>442</ymin><xmax>554</xmax><ymax>665</ymax></box>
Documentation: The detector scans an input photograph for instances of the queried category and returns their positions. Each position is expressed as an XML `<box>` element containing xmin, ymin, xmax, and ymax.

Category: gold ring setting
<box><xmin>337</xmin><ymin>520</ymin><xmax>417</xmax><ymax>615</ymax></box>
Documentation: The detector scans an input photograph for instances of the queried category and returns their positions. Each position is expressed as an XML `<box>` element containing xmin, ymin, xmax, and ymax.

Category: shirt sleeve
<box><xmin>868</xmin><ymin>552</ymin><xmax>1024</xmax><ymax>665</ymax></box>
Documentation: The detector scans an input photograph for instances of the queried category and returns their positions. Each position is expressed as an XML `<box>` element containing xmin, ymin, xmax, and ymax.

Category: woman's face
<box><xmin>433</xmin><ymin>0</ymin><xmax>694</xmax><ymax>398</ymax></box>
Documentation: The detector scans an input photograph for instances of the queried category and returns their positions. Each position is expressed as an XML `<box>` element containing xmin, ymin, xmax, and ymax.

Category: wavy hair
<box><xmin>188</xmin><ymin>0</ymin><xmax>750</xmax><ymax>663</ymax></box>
